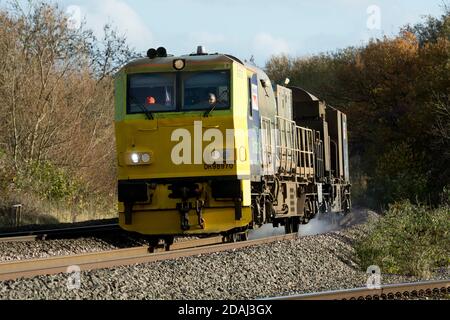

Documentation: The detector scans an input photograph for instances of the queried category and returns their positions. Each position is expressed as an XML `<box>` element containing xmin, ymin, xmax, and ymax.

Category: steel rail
<box><xmin>0</xmin><ymin>223</ymin><xmax>121</xmax><ymax>242</ymax></box>
<box><xmin>0</xmin><ymin>235</ymin><xmax>39</xmax><ymax>242</ymax></box>
<box><xmin>0</xmin><ymin>233</ymin><xmax>298</xmax><ymax>281</ymax></box>
<box><xmin>266</xmin><ymin>279</ymin><xmax>450</xmax><ymax>300</ymax></box>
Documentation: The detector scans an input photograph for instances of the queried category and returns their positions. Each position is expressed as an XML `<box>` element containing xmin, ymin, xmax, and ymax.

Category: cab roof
<box><xmin>123</xmin><ymin>53</ymin><xmax>243</xmax><ymax>68</ymax></box>
<box><xmin>122</xmin><ymin>52</ymin><xmax>267</xmax><ymax>75</ymax></box>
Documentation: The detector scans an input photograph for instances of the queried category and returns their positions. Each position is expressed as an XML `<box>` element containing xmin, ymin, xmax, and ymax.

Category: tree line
<box><xmin>266</xmin><ymin>6</ymin><xmax>450</xmax><ymax>209</ymax></box>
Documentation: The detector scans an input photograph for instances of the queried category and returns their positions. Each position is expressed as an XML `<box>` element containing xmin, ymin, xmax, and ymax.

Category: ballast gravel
<box><xmin>0</xmin><ymin>232</ymin><xmax>196</xmax><ymax>263</ymax></box>
<box><xmin>0</xmin><ymin>238</ymin><xmax>119</xmax><ymax>262</ymax></box>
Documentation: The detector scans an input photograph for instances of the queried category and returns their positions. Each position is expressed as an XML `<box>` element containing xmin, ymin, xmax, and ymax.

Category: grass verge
<box><xmin>355</xmin><ymin>201</ymin><xmax>450</xmax><ymax>278</ymax></box>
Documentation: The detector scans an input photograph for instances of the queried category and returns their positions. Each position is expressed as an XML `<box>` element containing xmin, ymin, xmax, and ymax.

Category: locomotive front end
<box><xmin>114</xmin><ymin>49</ymin><xmax>252</xmax><ymax>236</ymax></box>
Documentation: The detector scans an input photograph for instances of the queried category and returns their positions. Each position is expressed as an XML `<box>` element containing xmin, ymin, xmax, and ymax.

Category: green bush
<box><xmin>0</xmin><ymin>158</ymin><xmax>116</xmax><ymax>225</ymax></box>
<box><xmin>15</xmin><ymin>161</ymin><xmax>80</xmax><ymax>203</ymax></box>
<box><xmin>356</xmin><ymin>201</ymin><xmax>450</xmax><ymax>278</ymax></box>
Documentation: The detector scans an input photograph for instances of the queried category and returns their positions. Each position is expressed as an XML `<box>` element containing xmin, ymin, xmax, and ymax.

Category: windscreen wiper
<box><xmin>138</xmin><ymin>104</ymin><xmax>154</xmax><ymax>120</ymax></box>
<box><xmin>203</xmin><ymin>104</ymin><xmax>216</xmax><ymax>118</ymax></box>
<box><xmin>129</xmin><ymin>95</ymin><xmax>154</xmax><ymax>120</ymax></box>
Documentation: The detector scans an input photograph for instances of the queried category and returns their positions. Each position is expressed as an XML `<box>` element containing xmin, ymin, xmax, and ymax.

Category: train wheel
<box><xmin>284</xmin><ymin>218</ymin><xmax>292</xmax><ymax>234</ymax></box>
<box><xmin>164</xmin><ymin>236</ymin><xmax>174</xmax><ymax>251</ymax></box>
<box><xmin>224</xmin><ymin>231</ymin><xmax>249</xmax><ymax>243</ymax></box>
<box><xmin>238</xmin><ymin>231</ymin><xmax>249</xmax><ymax>242</ymax></box>
<box><xmin>146</xmin><ymin>237</ymin><xmax>160</xmax><ymax>253</ymax></box>
<box><xmin>222</xmin><ymin>233</ymin><xmax>237</xmax><ymax>243</ymax></box>
<box><xmin>292</xmin><ymin>217</ymin><xmax>299</xmax><ymax>233</ymax></box>
<box><xmin>344</xmin><ymin>198</ymin><xmax>351</xmax><ymax>215</ymax></box>
<box><xmin>284</xmin><ymin>217</ymin><xmax>300</xmax><ymax>234</ymax></box>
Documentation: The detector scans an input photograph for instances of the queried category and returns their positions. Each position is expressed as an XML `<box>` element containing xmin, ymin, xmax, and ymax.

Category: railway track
<box><xmin>0</xmin><ymin>223</ymin><xmax>121</xmax><ymax>242</ymax></box>
<box><xmin>1</xmin><ymin>230</ymin><xmax>448</xmax><ymax>301</ymax></box>
<box><xmin>268</xmin><ymin>279</ymin><xmax>450</xmax><ymax>300</ymax></box>
<box><xmin>0</xmin><ymin>233</ymin><xmax>298</xmax><ymax>281</ymax></box>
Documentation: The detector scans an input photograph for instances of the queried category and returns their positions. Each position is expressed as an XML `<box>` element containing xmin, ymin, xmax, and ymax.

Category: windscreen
<box><xmin>127</xmin><ymin>73</ymin><xmax>176</xmax><ymax>113</ymax></box>
<box><xmin>126</xmin><ymin>71</ymin><xmax>230</xmax><ymax>114</ymax></box>
<box><xmin>182</xmin><ymin>71</ymin><xmax>230</xmax><ymax>111</ymax></box>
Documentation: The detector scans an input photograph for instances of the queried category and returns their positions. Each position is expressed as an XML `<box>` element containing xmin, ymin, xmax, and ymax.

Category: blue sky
<box><xmin>18</xmin><ymin>0</ymin><xmax>450</xmax><ymax>65</ymax></box>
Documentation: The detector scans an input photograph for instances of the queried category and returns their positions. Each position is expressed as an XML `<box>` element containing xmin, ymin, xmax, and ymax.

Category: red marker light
<box><xmin>146</xmin><ymin>96</ymin><xmax>156</xmax><ymax>105</ymax></box>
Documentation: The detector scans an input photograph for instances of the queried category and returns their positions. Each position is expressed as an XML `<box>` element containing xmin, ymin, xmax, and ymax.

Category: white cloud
<box><xmin>252</xmin><ymin>32</ymin><xmax>290</xmax><ymax>59</ymax></box>
<box><xmin>77</xmin><ymin>0</ymin><xmax>153</xmax><ymax>50</ymax></box>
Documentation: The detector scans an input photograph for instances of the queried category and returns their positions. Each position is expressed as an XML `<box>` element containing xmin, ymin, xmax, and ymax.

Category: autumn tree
<box><xmin>0</xmin><ymin>1</ymin><xmax>137</xmax><ymax>221</ymax></box>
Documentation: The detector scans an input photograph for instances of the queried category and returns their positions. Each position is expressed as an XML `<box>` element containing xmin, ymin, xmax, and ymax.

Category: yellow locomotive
<box><xmin>114</xmin><ymin>46</ymin><xmax>351</xmax><ymax>243</ymax></box>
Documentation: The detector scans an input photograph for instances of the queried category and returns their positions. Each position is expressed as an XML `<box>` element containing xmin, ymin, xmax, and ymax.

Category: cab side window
<box><xmin>248</xmin><ymin>77</ymin><xmax>253</xmax><ymax>118</ymax></box>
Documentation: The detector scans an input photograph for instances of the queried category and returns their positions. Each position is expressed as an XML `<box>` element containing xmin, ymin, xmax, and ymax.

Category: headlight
<box><xmin>127</xmin><ymin>151</ymin><xmax>153</xmax><ymax>165</ymax></box>
<box><xmin>131</xmin><ymin>153</ymin><xmax>140</xmax><ymax>164</ymax></box>
<box><xmin>173</xmin><ymin>59</ymin><xmax>185</xmax><ymax>70</ymax></box>
<box><xmin>141</xmin><ymin>153</ymin><xmax>151</xmax><ymax>163</ymax></box>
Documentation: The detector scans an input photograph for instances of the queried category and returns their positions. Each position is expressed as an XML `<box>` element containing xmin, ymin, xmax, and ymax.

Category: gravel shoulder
<box><xmin>0</xmin><ymin>238</ymin><xmax>120</xmax><ymax>262</ymax></box>
<box><xmin>0</xmin><ymin>232</ymin><xmax>153</xmax><ymax>262</ymax></box>
<box><xmin>0</xmin><ymin>232</ymin><xmax>196</xmax><ymax>263</ymax></box>
<box><xmin>0</xmin><ymin>210</ymin><xmax>448</xmax><ymax>300</ymax></box>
